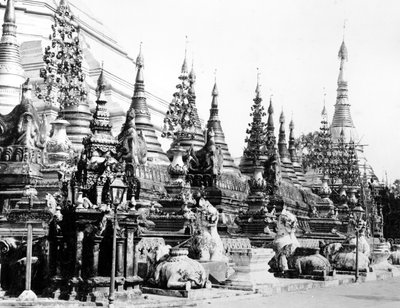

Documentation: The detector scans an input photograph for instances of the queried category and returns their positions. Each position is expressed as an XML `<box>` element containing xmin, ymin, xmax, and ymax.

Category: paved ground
<box><xmin>193</xmin><ymin>277</ymin><xmax>400</xmax><ymax>308</ymax></box>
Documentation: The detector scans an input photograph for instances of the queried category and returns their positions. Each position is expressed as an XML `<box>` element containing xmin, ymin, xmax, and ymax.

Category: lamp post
<box><xmin>352</xmin><ymin>205</ymin><xmax>365</xmax><ymax>282</ymax></box>
<box><xmin>108</xmin><ymin>177</ymin><xmax>127</xmax><ymax>308</ymax></box>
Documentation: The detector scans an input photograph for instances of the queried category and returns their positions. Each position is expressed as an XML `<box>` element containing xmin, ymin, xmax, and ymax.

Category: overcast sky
<box><xmin>85</xmin><ymin>0</ymin><xmax>400</xmax><ymax>182</ymax></box>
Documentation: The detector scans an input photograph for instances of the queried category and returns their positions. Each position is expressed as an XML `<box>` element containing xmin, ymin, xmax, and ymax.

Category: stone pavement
<box><xmin>194</xmin><ymin>276</ymin><xmax>400</xmax><ymax>308</ymax></box>
<box><xmin>0</xmin><ymin>270</ymin><xmax>399</xmax><ymax>307</ymax></box>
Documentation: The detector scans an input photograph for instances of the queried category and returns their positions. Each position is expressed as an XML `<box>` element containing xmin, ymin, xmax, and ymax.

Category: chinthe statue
<box><xmin>189</xmin><ymin>192</ymin><xmax>228</xmax><ymax>262</ymax></box>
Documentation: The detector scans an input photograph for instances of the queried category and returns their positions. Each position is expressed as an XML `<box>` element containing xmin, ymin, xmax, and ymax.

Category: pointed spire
<box><xmin>279</xmin><ymin>110</ymin><xmax>285</xmax><ymax>134</ymax></box>
<box><xmin>188</xmin><ymin>59</ymin><xmax>196</xmax><ymax>96</ymax></box>
<box><xmin>207</xmin><ymin>76</ymin><xmax>239</xmax><ymax>173</ymax></box>
<box><xmin>96</xmin><ymin>62</ymin><xmax>107</xmax><ymax>101</ymax></box>
<box><xmin>2</xmin><ymin>0</ymin><xmax>17</xmax><ymax>38</ymax></box>
<box><xmin>331</xmin><ymin>36</ymin><xmax>357</xmax><ymax>143</ymax></box>
<box><xmin>288</xmin><ymin>117</ymin><xmax>297</xmax><ymax>161</ymax></box>
<box><xmin>255</xmin><ymin>68</ymin><xmax>261</xmax><ymax>97</ymax></box>
<box><xmin>211</xmin><ymin>70</ymin><xmax>218</xmax><ymax>108</ymax></box>
<box><xmin>4</xmin><ymin>0</ymin><xmax>15</xmax><ymax>24</ymax></box>
<box><xmin>90</xmin><ymin>65</ymin><xmax>112</xmax><ymax>136</ymax></box>
<box><xmin>135</xmin><ymin>43</ymin><xmax>144</xmax><ymax>85</ymax></box>
<box><xmin>181</xmin><ymin>36</ymin><xmax>188</xmax><ymax>74</ymax></box>
<box><xmin>189</xmin><ymin>59</ymin><xmax>196</xmax><ymax>82</ymax></box>
<box><xmin>267</xmin><ymin>96</ymin><xmax>274</xmax><ymax>131</ymax></box>
<box><xmin>321</xmin><ymin>90</ymin><xmax>327</xmax><ymax>116</ymax></box>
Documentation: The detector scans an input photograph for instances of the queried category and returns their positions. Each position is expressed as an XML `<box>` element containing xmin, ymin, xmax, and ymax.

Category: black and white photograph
<box><xmin>0</xmin><ymin>0</ymin><xmax>399</xmax><ymax>307</ymax></box>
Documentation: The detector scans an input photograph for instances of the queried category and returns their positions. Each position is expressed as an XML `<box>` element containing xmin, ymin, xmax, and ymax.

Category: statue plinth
<box><xmin>224</xmin><ymin>248</ymin><xmax>278</xmax><ymax>291</ymax></box>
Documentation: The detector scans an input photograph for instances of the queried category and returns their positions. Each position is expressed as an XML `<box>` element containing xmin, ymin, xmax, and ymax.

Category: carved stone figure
<box><xmin>270</xmin><ymin>208</ymin><xmax>299</xmax><ymax>272</ymax></box>
<box><xmin>187</xmin><ymin>127</ymin><xmax>223</xmax><ymax>176</ymax></box>
<box><xmin>118</xmin><ymin>108</ymin><xmax>147</xmax><ymax>165</ymax></box>
<box><xmin>146</xmin><ymin>245</ymin><xmax>209</xmax><ymax>290</ymax></box>
<box><xmin>0</xmin><ymin>79</ymin><xmax>43</xmax><ymax>149</ymax></box>
<box><xmin>189</xmin><ymin>193</ymin><xmax>227</xmax><ymax>262</ymax></box>
<box><xmin>389</xmin><ymin>244</ymin><xmax>400</xmax><ymax>265</ymax></box>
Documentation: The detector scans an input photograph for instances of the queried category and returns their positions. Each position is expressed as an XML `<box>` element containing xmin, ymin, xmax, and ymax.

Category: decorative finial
<box><xmin>212</xmin><ymin>73</ymin><xmax>218</xmax><ymax>97</ymax></box>
<box><xmin>189</xmin><ymin>57</ymin><xmax>196</xmax><ymax>82</ymax></box>
<box><xmin>289</xmin><ymin>116</ymin><xmax>294</xmax><ymax>130</ymax></box>
<box><xmin>342</xmin><ymin>19</ymin><xmax>347</xmax><ymax>41</ymax></box>
<box><xmin>136</xmin><ymin>42</ymin><xmax>144</xmax><ymax>68</ymax></box>
<box><xmin>96</xmin><ymin>62</ymin><xmax>107</xmax><ymax>100</ymax></box>
<box><xmin>181</xmin><ymin>36</ymin><xmax>188</xmax><ymax>74</ymax></box>
<box><xmin>321</xmin><ymin>88</ymin><xmax>327</xmax><ymax>116</ymax></box>
<box><xmin>279</xmin><ymin>110</ymin><xmax>285</xmax><ymax>124</ymax></box>
<box><xmin>255</xmin><ymin>68</ymin><xmax>261</xmax><ymax>95</ymax></box>
<box><xmin>22</xmin><ymin>78</ymin><xmax>32</xmax><ymax>100</ymax></box>
<box><xmin>4</xmin><ymin>0</ymin><xmax>16</xmax><ymax>24</ymax></box>
<box><xmin>268</xmin><ymin>94</ymin><xmax>274</xmax><ymax>114</ymax></box>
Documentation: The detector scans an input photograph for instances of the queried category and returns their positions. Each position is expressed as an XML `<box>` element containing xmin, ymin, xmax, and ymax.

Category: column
<box><xmin>92</xmin><ymin>236</ymin><xmax>103</xmax><ymax>277</ymax></box>
<box><xmin>116</xmin><ymin>238</ymin><xmax>125</xmax><ymax>278</ymax></box>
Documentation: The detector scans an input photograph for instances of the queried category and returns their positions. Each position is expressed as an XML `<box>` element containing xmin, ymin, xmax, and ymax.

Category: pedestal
<box><xmin>224</xmin><ymin>248</ymin><xmax>278</xmax><ymax>291</ymax></box>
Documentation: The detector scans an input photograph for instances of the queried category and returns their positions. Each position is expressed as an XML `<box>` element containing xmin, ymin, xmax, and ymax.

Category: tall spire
<box><xmin>288</xmin><ymin>117</ymin><xmax>305</xmax><ymax>185</ymax></box>
<box><xmin>4</xmin><ymin>0</ymin><xmax>15</xmax><ymax>24</ymax></box>
<box><xmin>0</xmin><ymin>0</ymin><xmax>25</xmax><ymax>113</ymax></box>
<box><xmin>207</xmin><ymin>77</ymin><xmax>239</xmax><ymax>173</ymax></box>
<box><xmin>89</xmin><ymin>67</ymin><xmax>113</xmax><ymax>136</ymax></box>
<box><xmin>211</xmin><ymin>70</ymin><xmax>218</xmax><ymax>108</ymax></box>
<box><xmin>167</xmin><ymin>50</ymin><xmax>205</xmax><ymax>154</ymax></box>
<box><xmin>278</xmin><ymin>110</ymin><xmax>298</xmax><ymax>183</ymax></box>
<box><xmin>181</xmin><ymin>36</ymin><xmax>188</xmax><ymax>74</ymax></box>
<box><xmin>135</xmin><ymin>42</ymin><xmax>144</xmax><ymax>85</ymax></box>
<box><xmin>239</xmin><ymin>72</ymin><xmax>267</xmax><ymax>175</ymax></box>
<box><xmin>331</xmin><ymin>38</ymin><xmax>357</xmax><ymax>143</ymax></box>
<box><xmin>255</xmin><ymin>68</ymin><xmax>261</xmax><ymax>98</ymax></box>
<box><xmin>130</xmin><ymin>43</ymin><xmax>169</xmax><ymax>164</ymax></box>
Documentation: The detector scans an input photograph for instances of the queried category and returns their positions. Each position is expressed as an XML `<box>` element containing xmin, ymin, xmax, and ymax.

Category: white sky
<box><xmin>85</xmin><ymin>0</ymin><xmax>400</xmax><ymax>182</ymax></box>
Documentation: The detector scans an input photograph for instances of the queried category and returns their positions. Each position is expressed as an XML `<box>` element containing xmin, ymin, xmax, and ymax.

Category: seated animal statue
<box><xmin>117</xmin><ymin>108</ymin><xmax>147</xmax><ymax>165</ymax></box>
<box><xmin>270</xmin><ymin>207</ymin><xmax>300</xmax><ymax>272</ymax></box>
<box><xmin>146</xmin><ymin>244</ymin><xmax>209</xmax><ymax>290</ymax></box>
<box><xmin>189</xmin><ymin>192</ymin><xmax>228</xmax><ymax>262</ymax></box>
<box><xmin>269</xmin><ymin>212</ymin><xmax>332</xmax><ymax>275</ymax></box>
<box><xmin>347</xmin><ymin>221</ymin><xmax>370</xmax><ymax>257</ymax></box>
<box><xmin>321</xmin><ymin>240</ymin><xmax>370</xmax><ymax>272</ymax></box>
<box><xmin>187</xmin><ymin>127</ymin><xmax>223</xmax><ymax>177</ymax></box>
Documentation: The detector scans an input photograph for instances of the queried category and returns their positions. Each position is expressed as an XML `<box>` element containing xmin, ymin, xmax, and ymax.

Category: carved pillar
<box><xmin>124</xmin><ymin>223</ymin><xmax>136</xmax><ymax>278</ymax></box>
<box><xmin>116</xmin><ymin>238</ymin><xmax>125</xmax><ymax>277</ymax></box>
<box><xmin>96</xmin><ymin>186</ymin><xmax>103</xmax><ymax>206</ymax></box>
<box><xmin>92</xmin><ymin>236</ymin><xmax>103</xmax><ymax>277</ymax></box>
<box><xmin>75</xmin><ymin>229</ymin><xmax>84</xmax><ymax>278</ymax></box>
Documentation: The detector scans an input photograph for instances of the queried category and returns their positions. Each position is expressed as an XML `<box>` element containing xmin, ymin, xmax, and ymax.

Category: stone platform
<box><xmin>1</xmin><ymin>269</ymin><xmax>399</xmax><ymax>308</ymax></box>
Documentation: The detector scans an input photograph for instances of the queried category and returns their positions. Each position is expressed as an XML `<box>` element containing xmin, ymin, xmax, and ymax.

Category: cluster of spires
<box><xmin>240</xmin><ymin>72</ymin><xmax>305</xmax><ymax>185</ymax></box>
<box><xmin>0</xmin><ymin>0</ymin><xmax>360</xmax><ymax>180</ymax></box>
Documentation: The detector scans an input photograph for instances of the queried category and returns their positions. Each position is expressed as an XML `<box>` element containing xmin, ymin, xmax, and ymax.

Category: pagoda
<box><xmin>0</xmin><ymin>0</ymin><xmax>25</xmax><ymax>114</ymax></box>
<box><xmin>131</xmin><ymin>45</ymin><xmax>169</xmax><ymax>164</ymax></box>
<box><xmin>206</xmin><ymin>79</ymin><xmax>239</xmax><ymax>173</ymax></box>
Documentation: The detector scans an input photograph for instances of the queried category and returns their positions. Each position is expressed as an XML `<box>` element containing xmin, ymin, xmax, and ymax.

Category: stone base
<box><xmin>223</xmin><ymin>248</ymin><xmax>278</xmax><ymax>291</ymax></box>
<box><xmin>275</xmin><ymin>269</ymin><xmax>337</xmax><ymax>281</ymax></box>
<box><xmin>17</xmin><ymin>290</ymin><xmax>37</xmax><ymax>301</ymax></box>
<box><xmin>141</xmin><ymin>284</ymin><xmax>213</xmax><ymax>299</ymax></box>
<box><xmin>199</xmin><ymin>260</ymin><xmax>233</xmax><ymax>284</ymax></box>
